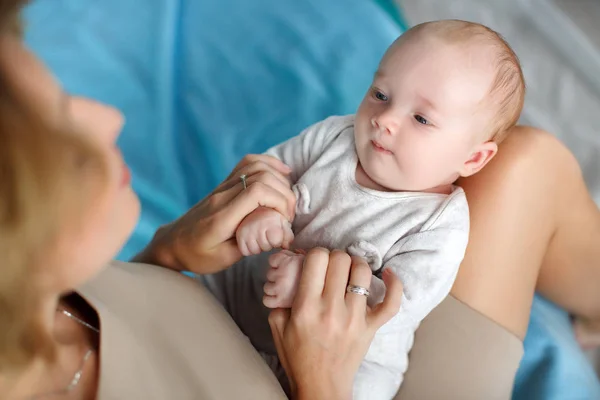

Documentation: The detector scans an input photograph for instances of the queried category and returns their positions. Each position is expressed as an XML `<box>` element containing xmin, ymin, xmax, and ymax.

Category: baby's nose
<box><xmin>371</xmin><ymin>117</ymin><xmax>395</xmax><ymax>135</ymax></box>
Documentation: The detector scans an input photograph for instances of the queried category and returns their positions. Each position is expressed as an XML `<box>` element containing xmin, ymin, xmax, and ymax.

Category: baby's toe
<box><xmin>263</xmin><ymin>294</ymin><xmax>283</xmax><ymax>309</ymax></box>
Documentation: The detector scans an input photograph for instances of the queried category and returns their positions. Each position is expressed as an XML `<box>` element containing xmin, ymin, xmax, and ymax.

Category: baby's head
<box><xmin>355</xmin><ymin>20</ymin><xmax>525</xmax><ymax>192</ymax></box>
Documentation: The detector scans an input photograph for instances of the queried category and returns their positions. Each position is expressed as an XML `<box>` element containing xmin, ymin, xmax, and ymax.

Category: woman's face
<box><xmin>0</xmin><ymin>37</ymin><xmax>140</xmax><ymax>292</ymax></box>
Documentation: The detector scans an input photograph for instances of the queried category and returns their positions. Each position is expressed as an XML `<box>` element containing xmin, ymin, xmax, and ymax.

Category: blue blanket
<box><xmin>24</xmin><ymin>1</ymin><xmax>599</xmax><ymax>398</ymax></box>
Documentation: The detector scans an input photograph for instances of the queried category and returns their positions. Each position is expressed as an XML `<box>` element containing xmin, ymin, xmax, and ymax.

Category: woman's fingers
<box><xmin>214</xmin><ymin>181</ymin><xmax>293</xmax><ymax>238</ymax></box>
<box><xmin>219</xmin><ymin>171</ymin><xmax>296</xmax><ymax>220</ymax></box>
<box><xmin>344</xmin><ymin>256</ymin><xmax>373</xmax><ymax>310</ymax></box>
<box><xmin>216</xmin><ymin>170</ymin><xmax>295</xmax><ymax>215</ymax></box>
<box><xmin>219</xmin><ymin>160</ymin><xmax>290</xmax><ymax>195</ymax></box>
<box><xmin>228</xmin><ymin>154</ymin><xmax>291</xmax><ymax>181</ymax></box>
<box><xmin>247</xmin><ymin>172</ymin><xmax>295</xmax><ymax>218</ymax></box>
<box><xmin>322</xmin><ymin>250</ymin><xmax>352</xmax><ymax>302</ymax></box>
<box><xmin>294</xmin><ymin>248</ymin><xmax>330</xmax><ymax>306</ymax></box>
<box><xmin>367</xmin><ymin>268</ymin><xmax>403</xmax><ymax>330</ymax></box>
<box><xmin>268</xmin><ymin>308</ymin><xmax>292</xmax><ymax>378</ymax></box>
<box><xmin>281</xmin><ymin>223</ymin><xmax>294</xmax><ymax>250</ymax></box>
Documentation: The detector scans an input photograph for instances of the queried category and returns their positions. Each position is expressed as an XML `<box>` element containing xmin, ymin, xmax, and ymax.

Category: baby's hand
<box><xmin>236</xmin><ymin>207</ymin><xmax>294</xmax><ymax>256</ymax></box>
<box><xmin>263</xmin><ymin>250</ymin><xmax>304</xmax><ymax>308</ymax></box>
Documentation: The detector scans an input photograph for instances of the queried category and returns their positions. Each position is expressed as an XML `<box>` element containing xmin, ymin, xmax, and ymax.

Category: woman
<box><xmin>0</xmin><ymin>1</ymin><xmax>599</xmax><ymax>399</ymax></box>
<box><xmin>0</xmin><ymin>4</ymin><xmax>403</xmax><ymax>399</ymax></box>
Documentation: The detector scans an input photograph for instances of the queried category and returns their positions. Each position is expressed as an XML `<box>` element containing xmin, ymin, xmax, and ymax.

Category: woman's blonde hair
<box><xmin>0</xmin><ymin>0</ymin><xmax>107</xmax><ymax>373</ymax></box>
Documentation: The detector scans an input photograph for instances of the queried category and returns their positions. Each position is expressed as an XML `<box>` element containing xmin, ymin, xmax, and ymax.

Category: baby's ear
<box><xmin>459</xmin><ymin>141</ymin><xmax>498</xmax><ymax>177</ymax></box>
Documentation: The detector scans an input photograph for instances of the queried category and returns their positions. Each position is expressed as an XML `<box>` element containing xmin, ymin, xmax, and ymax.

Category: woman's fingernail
<box><xmin>283</xmin><ymin>164</ymin><xmax>292</xmax><ymax>173</ymax></box>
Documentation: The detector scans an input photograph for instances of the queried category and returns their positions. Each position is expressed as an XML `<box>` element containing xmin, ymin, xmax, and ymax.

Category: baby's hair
<box><xmin>399</xmin><ymin>20</ymin><xmax>525</xmax><ymax>143</ymax></box>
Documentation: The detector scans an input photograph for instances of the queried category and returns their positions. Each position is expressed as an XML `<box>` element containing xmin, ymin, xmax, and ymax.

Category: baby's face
<box><xmin>355</xmin><ymin>37</ymin><xmax>496</xmax><ymax>192</ymax></box>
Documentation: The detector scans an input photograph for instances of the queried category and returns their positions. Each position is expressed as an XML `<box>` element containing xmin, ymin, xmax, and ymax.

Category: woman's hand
<box><xmin>134</xmin><ymin>155</ymin><xmax>296</xmax><ymax>274</ymax></box>
<box><xmin>268</xmin><ymin>249</ymin><xmax>403</xmax><ymax>400</ymax></box>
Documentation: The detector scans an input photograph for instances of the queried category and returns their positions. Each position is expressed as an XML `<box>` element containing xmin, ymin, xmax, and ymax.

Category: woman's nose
<box><xmin>71</xmin><ymin>97</ymin><xmax>124</xmax><ymax>144</ymax></box>
<box><xmin>103</xmin><ymin>104</ymin><xmax>125</xmax><ymax>143</ymax></box>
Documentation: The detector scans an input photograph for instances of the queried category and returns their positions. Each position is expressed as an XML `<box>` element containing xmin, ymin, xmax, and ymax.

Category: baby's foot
<box><xmin>263</xmin><ymin>250</ymin><xmax>304</xmax><ymax>308</ymax></box>
<box><xmin>574</xmin><ymin>317</ymin><xmax>600</xmax><ymax>349</ymax></box>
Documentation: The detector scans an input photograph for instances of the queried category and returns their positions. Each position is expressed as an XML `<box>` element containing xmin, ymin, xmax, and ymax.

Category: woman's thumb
<box><xmin>268</xmin><ymin>308</ymin><xmax>290</xmax><ymax>340</ymax></box>
<box><xmin>268</xmin><ymin>308</ymin><xmax>292</xmax><ymax>371</ymax></box>
<box><xmin>368</xmin><ymin>268</ymin><xmax>403</xmax><ymax>328</ymax></box>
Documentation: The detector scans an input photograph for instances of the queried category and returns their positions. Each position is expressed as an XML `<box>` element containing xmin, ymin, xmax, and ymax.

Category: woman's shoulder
<box><xmin>79</xmin><ymin>261</ymin><xmax>286</xmax><ymax>400</ymax></box>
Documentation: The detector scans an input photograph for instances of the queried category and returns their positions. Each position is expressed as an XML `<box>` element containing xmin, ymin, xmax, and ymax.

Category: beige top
<box><xmin>79</xmin><ymin>261</ymin><xmax>522</xmax><ymax>400</ymax></box>
<box><xmin>78</xmin><ymin>261</ymin><xmax>286</xmax><ymax>400</ymax></box>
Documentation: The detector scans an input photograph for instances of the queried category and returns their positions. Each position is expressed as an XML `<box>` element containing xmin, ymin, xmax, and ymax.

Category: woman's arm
<box><xmin>132</xmin><ymin>154</ymin><xmax>296</xmax><ymax>274</ymax></box>
<box><xmin>269</xmin><ymin>249</ymin><xmax>403</xmax><ymax>400</ymax></box>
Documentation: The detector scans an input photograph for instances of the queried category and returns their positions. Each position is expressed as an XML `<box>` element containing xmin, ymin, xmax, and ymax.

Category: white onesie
<box><xmin>203</xmin><ymin>115</ymin><xmax>470</xmax><ymax>399</ymax></box>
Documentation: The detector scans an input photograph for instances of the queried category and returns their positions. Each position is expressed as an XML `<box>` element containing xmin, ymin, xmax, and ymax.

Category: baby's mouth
<box><xmin>371</xmin><ymin>140</ymin><xmax>393</xmax><ymax>155</ymax></box>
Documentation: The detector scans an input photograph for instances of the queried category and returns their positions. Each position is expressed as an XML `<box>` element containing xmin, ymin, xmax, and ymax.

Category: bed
<box><xmin>24</xmin><ymin>0</ymin><xmax>600</xmax><ymax>398</ymax></box>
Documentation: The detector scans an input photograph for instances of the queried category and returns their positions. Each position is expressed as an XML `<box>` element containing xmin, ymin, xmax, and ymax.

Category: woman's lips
<box><xmin>115</xmin><ymin>147</ymin><xmax>131</xmax><ymax>187</ymax></box>
<box><xmin>121</xmin><ymin>161</ymin><xmax>131</xmax><ymax>187</ymax></box>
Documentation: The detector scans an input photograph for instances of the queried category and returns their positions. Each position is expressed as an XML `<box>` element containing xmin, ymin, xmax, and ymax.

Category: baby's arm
<box><xmin>369</xmin><ymin>192</ymin><xmax>470</xmax><ymax>322</ymax></box>
<box><xmin>236</xmin><ymin>116</ymin><xmax>353</xmax><ymax>256</ymax></box>
<box><xmin>369</xmin><ymin>227</ymin><xmax>469</xmax><ymax>323</ymax></box>
<box><xmin>264</xmin><ymin>116</ymin><xmax>353</xmax><ymax>183</ymax></box>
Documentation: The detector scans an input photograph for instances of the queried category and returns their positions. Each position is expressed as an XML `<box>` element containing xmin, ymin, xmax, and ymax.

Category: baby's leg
<box><xmin>353</xmin><ymin>313</ymin><xmax>407</xmax><ymax>400</ymax></box>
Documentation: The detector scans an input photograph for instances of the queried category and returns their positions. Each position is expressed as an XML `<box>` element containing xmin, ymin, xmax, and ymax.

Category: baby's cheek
<box><xmin>392</xmin><ymin>151</ymin><xmax>426</xmax><ymax>186</ymax></box>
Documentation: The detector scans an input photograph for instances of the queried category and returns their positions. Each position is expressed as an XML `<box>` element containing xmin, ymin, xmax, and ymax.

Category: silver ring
<box><xmin>346</xmin><ymin>284</ymin><xmax>370</xmax><ymax>297</ymax></box>
<box><xmin>240</xmin><ymin>174</ymin><xmax>247</xmax><ymax>190</ymax></box>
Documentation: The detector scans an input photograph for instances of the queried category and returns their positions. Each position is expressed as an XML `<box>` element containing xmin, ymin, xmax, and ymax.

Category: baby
<box><xmin>231</xmin><ymin>20</ymin><xmax>525</xmax><ymax>398</ymax></box>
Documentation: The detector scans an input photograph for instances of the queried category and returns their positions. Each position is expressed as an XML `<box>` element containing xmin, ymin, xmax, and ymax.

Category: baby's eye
<box><xmin>414</xmin><ymin>115</ymin><xmax>429</xmax><ymax>125</ymax></box>
<box><xmin>373</xmin><ymin>89</ymin><xmax>388</xmax><ymax>102</ymax></box>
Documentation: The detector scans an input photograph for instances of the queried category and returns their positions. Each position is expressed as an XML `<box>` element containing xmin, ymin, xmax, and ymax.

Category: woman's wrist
<box><xmin>293</xmin><ymin>376</ymin><xmax>352</xmax><ymax>400</ymax></box>
<box><xmin>131</xmin><ymin>224</ymin><xmax>182</xmax><ymax>271</ymax></box>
